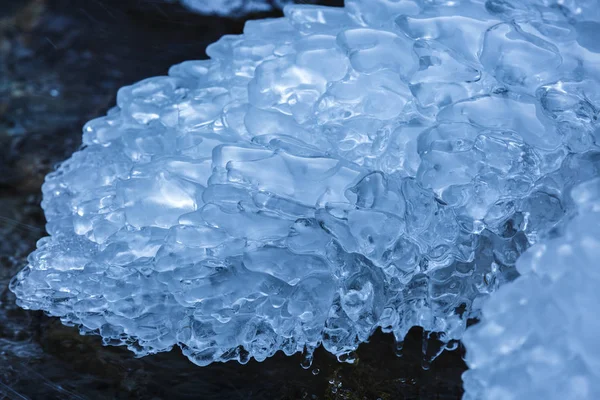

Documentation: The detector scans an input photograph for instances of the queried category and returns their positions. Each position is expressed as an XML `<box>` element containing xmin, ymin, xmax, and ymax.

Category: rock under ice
<box><xmin>11</xmin><ymin>0</ymin><xmax>600</xmax><ymax>367</ymax></box>
<box><xmin>462</xmin><ymin>178</ymin><xmax>600</xmax><ymax>400</ymax></box>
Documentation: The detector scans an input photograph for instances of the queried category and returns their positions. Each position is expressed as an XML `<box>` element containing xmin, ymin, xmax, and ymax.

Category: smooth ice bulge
<box><xmin>462</xmin><ymin>178</ymin><xmax>600</xmax><ymax>400</ymax></box>
<box><xmin>10</xmin><ymin>0</ymin><xmax>600</xmax><ymax>366</ymax></box>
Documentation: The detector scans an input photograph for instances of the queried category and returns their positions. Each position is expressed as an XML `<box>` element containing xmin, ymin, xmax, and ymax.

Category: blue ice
<box><xmin>173</xmin><ymin>0</ymin><xmax>300</xmax><ymax>16</ymax></box>
<box><xmin>462</xmin><ymin>178</ymin><xmax>600</xmax><ymax>399</ymax></box>
<box><xmin>10</xmin><ymin>0</ymin><xmax>600</xmax><ymax>374</ymax></box>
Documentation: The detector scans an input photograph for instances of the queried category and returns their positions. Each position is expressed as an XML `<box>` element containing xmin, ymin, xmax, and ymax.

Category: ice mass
<box><xmin>9</xmin><ymin>1</ymin><xmax>600</xmax><ymax>396</ymax></box>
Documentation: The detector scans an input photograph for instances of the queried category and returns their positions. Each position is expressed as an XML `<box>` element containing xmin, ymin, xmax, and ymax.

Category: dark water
<box><xmin>0</xmin><ymin>1</ymin><xmax>467</xmax><ymax>398</ymax></box>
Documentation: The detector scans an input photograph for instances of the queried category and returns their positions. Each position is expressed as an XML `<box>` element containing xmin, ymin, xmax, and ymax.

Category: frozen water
<box><xmin>170</xmin><ymin>0</ymin><xmax>303</xmax><ymax>16</ymax></box>
<box><xmin>462</xmin><ymin>178</ymin><xmax>600</xmax><ymax>400</ymax></box>
<box><xmin>10</xmin><ymin>0</ymin><xmax>600</xmax><ymax>366</ymax></box>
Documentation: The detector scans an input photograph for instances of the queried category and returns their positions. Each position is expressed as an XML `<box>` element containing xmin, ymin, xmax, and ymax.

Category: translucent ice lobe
<box><xmin>10</xmin><ymin>0</ymin><xmax>600</xmax><ymax>368</ymax></box>
<box><xmin>462</xmin><ymin>178</ymin><xmax>600</xmax><ymax>400</ymax></box>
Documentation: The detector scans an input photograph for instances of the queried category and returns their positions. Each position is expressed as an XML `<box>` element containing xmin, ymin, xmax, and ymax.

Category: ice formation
<box><xmin>10</xmin><ymin>0</ymin><xmax>600</xmax><ymax>367</ymax></box>
<box><xmin>171</xmin><ymin>0</ymin><xmax>300</xmax><ymax>16</ymax></box>
<box><xmin>462</xmin><ymin>178</ymin><xmax>600</xmax><ymax>400</ymax></box>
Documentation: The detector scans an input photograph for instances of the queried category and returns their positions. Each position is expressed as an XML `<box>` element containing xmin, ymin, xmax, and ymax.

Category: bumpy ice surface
<box><xmin>462</xmin><ymin>178</ymin><xmax>600</xmax><ymax>400</ymax></box>
<box><xmin>11</xmin><ymin>0</ymin><xmax>600</xmax><ymax>366</ymax></box>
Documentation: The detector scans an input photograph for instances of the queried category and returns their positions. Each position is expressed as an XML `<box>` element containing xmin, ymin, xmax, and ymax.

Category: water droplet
<box><xmin>421</xmin><ymin>359</ymin><xmax>431</xmax><ymax>370</ymax></box>
<box><xmin>445</xmin><ymin>340</ymin><xmax>459</xmax><ymax>351</ymax></box>
<box><xmin>395</xmin><ymin>341</ymin><xmax>404</xmax><ymax>357</ymax></box>
<box><xmin>300</xmin><ymin>350</ymin><xmax>313</xmax><ymax>369</ymax></box>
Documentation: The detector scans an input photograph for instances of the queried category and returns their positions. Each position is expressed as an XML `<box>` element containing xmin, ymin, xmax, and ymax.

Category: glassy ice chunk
<box><xmin>10</xmin><ymin>0</ymin><xmax>600</xmax><ymax>368</ymax></box>
<box><xmin>480</xmin><ymin>23</ymin><xmax>562</xmax><ymax>93</ymax></box>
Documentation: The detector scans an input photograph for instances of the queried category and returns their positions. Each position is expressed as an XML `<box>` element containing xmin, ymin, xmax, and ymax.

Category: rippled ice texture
<box><xmin>11</xmin><ymin>0</ymin><xmax>600</xmax><ymax>366</ymax></box>
<box><xmin>462</xmin><ymin>178</ymin><xmax>600</xmax><ymax>400</ymax></box>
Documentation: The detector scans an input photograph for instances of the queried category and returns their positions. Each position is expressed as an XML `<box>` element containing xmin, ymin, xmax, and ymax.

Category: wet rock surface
<box><xmin>0</xmin><ymin>1</ymin><xmax>465</xmax><ymax>399</ymax></box>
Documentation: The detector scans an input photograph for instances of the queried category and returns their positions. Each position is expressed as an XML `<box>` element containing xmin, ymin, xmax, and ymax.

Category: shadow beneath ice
<box><xmin>3</xmin><ymin>312</ymin><xmax>466</xmax><ymax>400</ymax></box>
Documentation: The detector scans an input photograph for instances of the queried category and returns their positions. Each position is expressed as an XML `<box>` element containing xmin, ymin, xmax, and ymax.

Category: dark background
<box><xmin>0</xmin><ymin>1</ymin><xmax>466</xmax><ymax>398</ymax></box>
